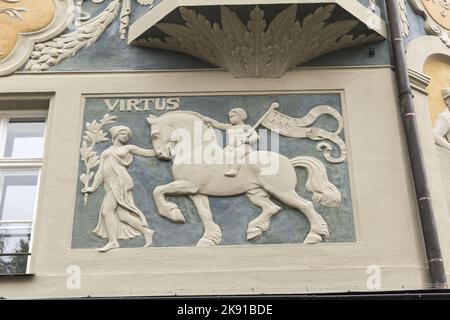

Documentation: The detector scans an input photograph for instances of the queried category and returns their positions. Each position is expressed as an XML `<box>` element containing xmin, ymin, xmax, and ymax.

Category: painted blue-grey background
<box><xmin>41</xmin><ymin>0</ymin><xmax>391</xmax><ymax>73</ymax></box>
<box><xmin>72</xmin><ymin>94</ymin><xmax>355</xmax><ymax>248</ymax></box>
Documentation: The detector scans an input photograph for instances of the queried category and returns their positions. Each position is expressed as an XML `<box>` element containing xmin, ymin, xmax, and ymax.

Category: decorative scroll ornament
<box><xmin>23</xmin><ymin>0</ymin><xmax>156</xmax><ymax>71</ymax></box>
<box><xmin>422</xmin><ymin>0</ymin><xmax>450</xmax><ymax>29</ymax></box>
<box><xmin>0</xmin><ymin>0</ymin><xmax>74</xmax><ymax>75</ymax></box>
<box><xmin>119</xmin><ymin>0</ymin><xmax>155</xmax><ymax>40</ymax></box>
<box><xmin>0</xmin><ymin>0</ymin><xmax>26</xmax><ymax>21</ymax></box>
<box><xmin>260</xmin><ymin>105</ymin><xmax>347</xmax><ymax>164</ymax></box>
<box><xmin>410</xmin><ymin>0</ymin><xmax>450</xmax><ymax>46</ymax></box>
<box><xmin>0</xmin><ymin>0</ymin><xmax>156</xmax><ymax>75</ymax></box>
<box><xmin>72</xmin><ymin>0</ymin><xmax>155</xmax><ymax>41</ymax></box>
<box><xmin>24</xmin><ymin>1</ymin><xmax>120</xmax><ymax>72</ymax></box>
<box><xmin>133</xmin><ymin>4</ymin><xmax>382</xmax><ymax>78</ymax></box>
<box><xmin>400</xmin><ymin>0</ymin><xmax>410</xmax><ymax>38</ymax></box>
<box><xmin>80</xmin><ymin>113</ymin><xmax>117</xmax><ymax>205</ymax></box>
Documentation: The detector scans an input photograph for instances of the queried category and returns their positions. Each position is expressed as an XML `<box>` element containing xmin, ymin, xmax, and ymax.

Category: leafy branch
<box><xmin>80</xmin><ymin>114</ymin><xmax>117</xmax><ymax>205</ymax></box>
<box><xmin>24</xmin><ymin>0</ymin><xmax>121</xmax><ymax>72</ymax></box>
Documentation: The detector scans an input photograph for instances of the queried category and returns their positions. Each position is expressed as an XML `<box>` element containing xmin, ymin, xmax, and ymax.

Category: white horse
<box><xmin>147</xmin><ymin>111</ymin><xmax>341</xmax><ymax>246</ymax></box>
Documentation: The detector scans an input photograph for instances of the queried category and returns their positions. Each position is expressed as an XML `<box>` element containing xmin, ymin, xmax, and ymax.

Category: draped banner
<box><xmin>260</xmin><ymin>105</ymin><xmax>347</xmax><ymax>163</ymax></box>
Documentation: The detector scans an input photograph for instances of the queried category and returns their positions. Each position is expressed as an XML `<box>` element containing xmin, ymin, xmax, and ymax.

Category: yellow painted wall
<box><xmin>424</xmin><ymin>54</ymin><xmax>450</xmax><ymax>124</ymax></box>
<box><xmin>0</xmin><ymin>0</ymin><xmax>55</xmax><ymax>61</ymax></box>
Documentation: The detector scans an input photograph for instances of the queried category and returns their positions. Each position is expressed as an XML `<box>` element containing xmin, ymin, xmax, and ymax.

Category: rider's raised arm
<box><xmin>128</xmin><ymin>145</ymin><xmax>157</xmax><ymax>157</ymax></box>
<box><xmin>204</xmin><ymin>117</ymin><xmax>233</xmax><ymax>130</ymax></box>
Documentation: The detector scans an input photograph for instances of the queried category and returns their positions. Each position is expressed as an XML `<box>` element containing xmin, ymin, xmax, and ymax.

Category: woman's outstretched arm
<box><xmin>128</xmin><ymin>145</ymin><xmax>157</xmax><ymax>157</ymax></box>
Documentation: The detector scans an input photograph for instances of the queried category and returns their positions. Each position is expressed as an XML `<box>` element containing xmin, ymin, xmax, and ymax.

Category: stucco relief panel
<box><xmin>72</xmin><ymin>93</ymin><xmax>356</xmax><ymax>251</ymax></box>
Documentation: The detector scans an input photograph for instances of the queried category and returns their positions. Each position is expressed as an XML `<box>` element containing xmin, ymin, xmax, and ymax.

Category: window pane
<box><xmin>0</xmin><ymin>223</ymin><xmax>31</xmax><ymax>254</ymax></box>
<box><xmin>0</xmin><ymin>255</ymin><xmax>28</xmax><ymax>274</ymax></box>
<box><xmin>4</xmin><ymin>119</ymin><xmax>45</xmax><ymax>158</ymax></box>
<box><xmin>0</xmin><ymin>172</ymin><xmax>39</xmax><ymax>221</ymax></box>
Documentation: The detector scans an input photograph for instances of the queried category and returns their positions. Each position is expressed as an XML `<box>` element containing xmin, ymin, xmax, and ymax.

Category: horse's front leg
<box><xmin>153</xmin><ymin>180</ymin><xmax>198</xmax><ymax>223</ymax></box>
<box><xmin>189</xmin><ymin>195</ymin><xmax>222</xmax><ymax>246</ymax></box>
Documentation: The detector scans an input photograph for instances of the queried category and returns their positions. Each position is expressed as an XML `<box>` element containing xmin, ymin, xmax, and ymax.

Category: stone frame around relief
<box><xmin>71</xmin><ymin>90</ymin><xmax>358</xmax><ymax>250</ymax></box>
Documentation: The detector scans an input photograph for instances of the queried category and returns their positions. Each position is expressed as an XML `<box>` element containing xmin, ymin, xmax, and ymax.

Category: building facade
<box><xmin>0</xmin><ymin>0</ymin><xmax>449</xmax><ymax>298</ymax></box>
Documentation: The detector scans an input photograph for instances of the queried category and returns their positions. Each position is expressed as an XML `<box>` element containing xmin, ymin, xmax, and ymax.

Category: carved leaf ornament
<box><xmin>399</xmin><ymin>0</ymin><xmax>410</xmax><ymax>37</ymax></box>
<box><xmin>24</xmin><ymin>1</ymin><xmax>120</xmax><ymax>72</ymax></box>
<box><xmin>23</xmin><ymin>0</ymin><xmax>158</xmax><ymax>72</ymax></box>
<box><xmin>134</xmin><ymin>4</ymin><xmax>381</xmax><ymax>78</ymax></box>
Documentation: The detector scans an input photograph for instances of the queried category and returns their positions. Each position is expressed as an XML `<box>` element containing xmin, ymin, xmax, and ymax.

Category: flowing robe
<box><xmin>93</xmin><ymin>147</ymin><xmax>148</xmax><ymax>239</ymax></box>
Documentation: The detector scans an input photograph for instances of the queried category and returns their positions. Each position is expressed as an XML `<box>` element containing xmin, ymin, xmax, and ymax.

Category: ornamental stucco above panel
<box><xmin>0</xmin><ymin>0</ymin><xmax>389</xmax><ymax>76</ymax></box>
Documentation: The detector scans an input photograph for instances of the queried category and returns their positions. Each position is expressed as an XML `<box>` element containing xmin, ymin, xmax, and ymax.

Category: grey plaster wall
<box><xmin>404</xmin><ymin>1</ymin><xmax>427</xmax><ymax>44</ymax></box>
<box><xmin>72</xmin><ymin>93</ymin><xmax>355</xmax><ymax>249</ymax></box>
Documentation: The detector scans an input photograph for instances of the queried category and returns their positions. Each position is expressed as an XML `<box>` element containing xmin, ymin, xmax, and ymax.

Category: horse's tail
<box><xmin>291</xmin><ymin>156</ymin><xmax>341</xmax><ymax>207</ymax></box>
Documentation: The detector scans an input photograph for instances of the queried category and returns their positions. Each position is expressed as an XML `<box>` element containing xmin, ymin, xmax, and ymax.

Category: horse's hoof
<box><xmin>196</xmin><ymin>238</ymin><xmax>216</xmax><ymax>247</ymax></box>
<box><xmin>166</xmin><ymin>207</ymin><xmax>185</xmax><ymax>223</ymax></box>
<box><xmin>246</xmin><ymin>227</ymin><xmax>263</xmax><ymax>241</ymax></box>
<box><xmin>303</xmin><ymin>233</ymin><xmax>324</xmax><ymax>244</ymax></box>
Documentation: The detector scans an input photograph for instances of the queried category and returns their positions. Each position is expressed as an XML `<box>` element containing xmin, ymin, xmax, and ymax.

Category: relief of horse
<box><xmin>146</xmin><ymin>111</ymin><xmax>341</xmax><ymax>246</ymax></box>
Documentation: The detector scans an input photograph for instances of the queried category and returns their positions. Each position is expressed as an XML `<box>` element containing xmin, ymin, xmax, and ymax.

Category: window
<box><xmin>0</xmin><ymin>112</ymin><xmax>46</xmax><ymax>275</ymax></box>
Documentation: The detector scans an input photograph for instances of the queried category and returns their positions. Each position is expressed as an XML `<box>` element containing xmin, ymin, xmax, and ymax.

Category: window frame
<box><xmin>0</xmin><ymin>109</ymin><xmax>47</xmax><ymax>275</ymax></box>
